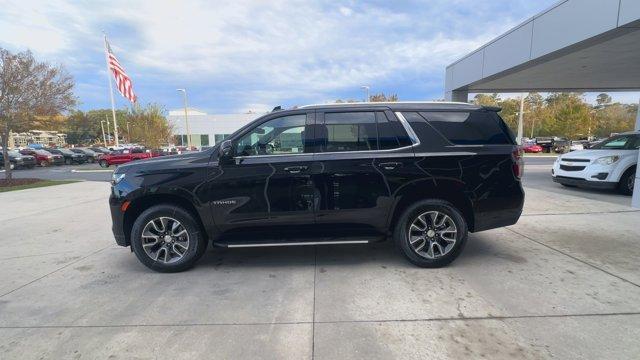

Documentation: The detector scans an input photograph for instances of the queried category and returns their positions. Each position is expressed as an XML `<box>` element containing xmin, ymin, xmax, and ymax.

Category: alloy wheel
<box><xmin>407</xmin><ymin>211</ymin><xmax>457</xmax><ymax>259</ymax></box>
<box><xmin>141</xmin><ymin>217</ymin><xmax>190</xmax><ymax>264</ymax></box>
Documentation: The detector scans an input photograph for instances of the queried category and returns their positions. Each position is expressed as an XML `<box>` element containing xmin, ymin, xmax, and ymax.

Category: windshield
<box><xmin>35</xmin><ymin>150</ymin><xmax>53</xmax><ymax>156</ymax></box>
<box><xmin>591</xmin><ymin>135</ymin><xmax>640</xmax><ymax>150</ymax></box>
<box><xmin>8</xmin><ymin>150</ymin><xmax>21</xmax><ymax>156</ymax></box>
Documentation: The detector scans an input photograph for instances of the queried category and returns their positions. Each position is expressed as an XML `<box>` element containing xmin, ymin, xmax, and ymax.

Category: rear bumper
<box><xmin>552</xmin><ymin>176</ymin><xmax>617</xmax><ymax>189</ymax></box>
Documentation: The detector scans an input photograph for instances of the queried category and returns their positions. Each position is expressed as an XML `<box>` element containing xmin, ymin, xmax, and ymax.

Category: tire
<box><xmin>618</xmin><ymin>167</ymin><xmax>636</xmax><ymax>196</ymax></box>
<box><xmin>99</xmin><ymin>160</ymin><xmax>109</xmax><ymax>168</ymax></box>
<box><xmin>65</xmin><ymin>158</ymin><xmax>72</xmax><ymax>165</ymax></box>
<box><xmin>9</xmin><ymin>162</ymin><xmax>15</xmax><ymax>170</ymax></box>
<box><xmin>130</xmin><ymin>204</ymin><xmax>207</xmax><ymax>272</ymax></box>
<box><xmin>39</xmin><ymin>160</ymin><xmax>48</xmax><ymax>167</ymax></box>
<box><xmin>561</xmin><ymin>184</ymin><xmax>577</xmax><ymax>188</ymax></box>
<box><xmin>394</xmin><ymin>199</ymin><xmax>468</xmax><ymax>268</ymax></box>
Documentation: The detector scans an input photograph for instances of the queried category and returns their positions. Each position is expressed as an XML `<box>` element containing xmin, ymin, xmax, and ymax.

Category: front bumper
<box><xmin>552</xmin><ymin>175</ymin><xmax>617</xmax><ymax>189</ymax></box>
<box><xmin>109</xmin><ymin>193</ymin><xmax>128</xmax><ymax>246</ymax></box>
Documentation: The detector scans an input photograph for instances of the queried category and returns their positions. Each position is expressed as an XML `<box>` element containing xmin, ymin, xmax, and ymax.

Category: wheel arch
<box><xmin>122</xmin><ymin>193</ymin><xmax>210</xmax><ymax>247</ymax></box>
<box><xmin>387</xmin><ymin>180</ymin><xmax>475</xmax><ymax>234</ymax></box>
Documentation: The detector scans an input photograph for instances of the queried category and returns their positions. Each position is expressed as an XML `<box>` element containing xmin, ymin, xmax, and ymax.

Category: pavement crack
<box><xmin>0</xmin><ymin>246</ymin><xmax>111</xmax><ymax>298</ymax></box>
<box><xmin>505</xmin><ymin>227</ymin><xmax>640</xmax><ymax>289</ymax></box>
<box><xmin>2</xmin><ymin>312</ymin><xmax>640</xmax><ymax>329</ymax></box>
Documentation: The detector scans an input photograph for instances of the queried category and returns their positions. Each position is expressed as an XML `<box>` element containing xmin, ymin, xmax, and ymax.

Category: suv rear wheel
<box><xmin>394</xmin><ymin>200</ymin><xmax>468</xmax><ymax>268</ymax></box>
<box><xmin>99</xmin><ymin>160</ymin><xmax>109</xmax><ymax>168</ymax></box>
<box><xmin>131</xmin><ymin>204</ymin><xmax>207</xmax><ymax>272</ymax></box>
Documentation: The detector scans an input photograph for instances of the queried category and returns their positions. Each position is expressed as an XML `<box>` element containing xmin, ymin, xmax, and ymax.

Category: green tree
<box><xmin>126</xmin><ymin>104</ymin><xmax>173</xmax><ymax>149</ymax></box>
<box><xmin>1</xmin><ymin>47</ymin><xmax>76</xmax><ymax>180</ymax></box>
<box><xmin>369</xmin><ymin>93</ymin><xmax>399</xmax><ymax>102</ymax></box>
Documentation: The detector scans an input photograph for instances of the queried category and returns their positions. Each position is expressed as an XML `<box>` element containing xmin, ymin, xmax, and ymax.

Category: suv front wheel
<box><xmin>394</xmin><ymin>200</ymin><xmax>468</xmax><ymax>268</ymax></box>
<box><xmin>131</xmin><ymin>204</ymin><xmax>207</xmax><ymax>272</ymax></box>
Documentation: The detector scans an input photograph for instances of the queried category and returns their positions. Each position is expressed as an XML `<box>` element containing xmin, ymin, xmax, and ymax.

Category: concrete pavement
<box><xmin>1</xmin><ymin>180</ymin><xmax>639</xmax><ymax>359</ymax></box>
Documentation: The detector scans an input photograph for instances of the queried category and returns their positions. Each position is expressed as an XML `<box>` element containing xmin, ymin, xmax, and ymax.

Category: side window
<box><xmin>235</xmin><ymin>114</ymin><xmax>307</xmax><ymax>156</ymax></box>
<box><xmin>323</xmin><ymin>112</ymin><xmax>377</xmax><ymax>152</ymax></box>
<box><xmin>420</xmin><ymin>111</ymin><xmax>512</xmax><ymax>145</ymax></box>
<box><xmin>376</xmin><ymin>112</ymin><xmax>402</xmax><ymax>150</ymax></box>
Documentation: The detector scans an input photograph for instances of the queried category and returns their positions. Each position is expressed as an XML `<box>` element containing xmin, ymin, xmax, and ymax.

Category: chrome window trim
<box><xmin>394</xmin><ymin>112</ymin><xmax>420</xmax><ymax>146</ymax></box>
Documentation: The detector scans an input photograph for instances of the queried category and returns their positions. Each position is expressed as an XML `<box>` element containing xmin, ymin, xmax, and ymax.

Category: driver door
<box><xmin>206</xmin><ymin>111</ymin><xmax>318</xmax><ymax>235</ymax></box>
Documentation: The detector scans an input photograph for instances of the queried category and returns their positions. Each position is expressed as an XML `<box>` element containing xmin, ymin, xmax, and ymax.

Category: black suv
<box><xmin>110</xmin><ymin>102</ymin><xmax>524</xmax><ymax>272</ymax></box>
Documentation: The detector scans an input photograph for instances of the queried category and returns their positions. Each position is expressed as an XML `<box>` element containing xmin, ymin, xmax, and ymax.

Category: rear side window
<box><xmin>420</xmin><ymin>111</ymin><xmax>513</xmax><ymax>145</ymax></box>
<box><xmin>376</xmin><ymin>112</ymin><xmax>401</xmax><ymax>150</ymax></box>
<box><xmin>324</xmin><ymin>112</ymin><xmax>378</xmax><ymax>152</ymax></box>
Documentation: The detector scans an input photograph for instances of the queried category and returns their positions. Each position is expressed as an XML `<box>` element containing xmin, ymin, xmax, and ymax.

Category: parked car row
<box><xmin>2</xmin><ymin>144</ymin><xmax>208</xmax><ymax>170</ymax></box>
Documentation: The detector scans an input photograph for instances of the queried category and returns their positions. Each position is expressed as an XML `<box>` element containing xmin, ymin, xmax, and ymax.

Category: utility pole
<box><xmin>100</xmin><ymin>121</ymin><xmax>107</xmax><ymax>147</ymax></box>
<box><xmin>177</xmin><ymin>88</ymin><xmax>192</xmax><ymax>149</ymax></box>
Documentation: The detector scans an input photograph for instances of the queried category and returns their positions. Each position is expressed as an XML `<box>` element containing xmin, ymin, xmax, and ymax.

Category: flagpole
<box><xmin>103</xmin><ymin>33</ymin><xmax>120</xmax><ymax>148</ymax></box>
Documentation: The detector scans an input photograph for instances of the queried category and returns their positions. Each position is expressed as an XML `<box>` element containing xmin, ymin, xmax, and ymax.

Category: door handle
<box><xmin>378</xmin><ymin>162</ymin><xmax>401</xmax><ymax>170</ymax></box>
<box><xmin>284</xmin><ymin>165</ymin><xmax>308</xmax><ymax>174</ymax></box>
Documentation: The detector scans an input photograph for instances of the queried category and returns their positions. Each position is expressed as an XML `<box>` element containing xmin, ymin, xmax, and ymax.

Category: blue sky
<box><xmin>1</xmin><ymin>0</ymin><xmax>637</xmax><ymax>114</ymax></box>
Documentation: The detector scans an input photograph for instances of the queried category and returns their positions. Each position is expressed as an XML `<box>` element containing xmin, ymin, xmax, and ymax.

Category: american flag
<box><xmin>106</xmin><ymin>40</ymin><xmax>137</xmax><ymax>103</ymax></box>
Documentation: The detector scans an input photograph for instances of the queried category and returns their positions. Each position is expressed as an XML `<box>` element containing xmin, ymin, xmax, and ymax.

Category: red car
<box><xmin>20</xmin><ymin>149</ymin><xmax>64</xmax><ymax>166</ymax></box>
<box><xmin>98</xmin><ymin>148</ymin><xmax>155</xmax><ymax>167</ymax></box>
<box><xmin>523</xmin><ymin>144</ymin><xmax>543</xmax><ymax>153</ymax></box>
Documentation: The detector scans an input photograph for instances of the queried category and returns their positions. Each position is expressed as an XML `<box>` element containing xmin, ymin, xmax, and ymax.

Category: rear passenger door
<box><xmin>313</xmin><ymin>109</ymin><xmax>415</xmax><ymax>235</ymax></box>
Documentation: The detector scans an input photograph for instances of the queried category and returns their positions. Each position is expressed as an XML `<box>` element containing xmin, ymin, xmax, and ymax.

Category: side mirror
<box><xmin>221</xmin><ymin>140</ymin><xmax>233</xmax><ymax>156</ymax></box>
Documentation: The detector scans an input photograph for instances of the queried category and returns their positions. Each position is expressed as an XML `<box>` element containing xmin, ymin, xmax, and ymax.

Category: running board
<box><xmin>215</xmin><ymin>240</ymin><xmax>371</xmax><ymax>248</ymax></box>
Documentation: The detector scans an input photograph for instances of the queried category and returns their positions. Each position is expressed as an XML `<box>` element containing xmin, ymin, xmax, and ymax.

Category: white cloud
<box><xmin>0</xmin><ymin>0</ymin><xmax>565</xmax><ymax>111</ymax></box>
<box><xmin>339</xmin><ymin>6</ymin><xmax>353</xmax><ymax>16</ymax></box>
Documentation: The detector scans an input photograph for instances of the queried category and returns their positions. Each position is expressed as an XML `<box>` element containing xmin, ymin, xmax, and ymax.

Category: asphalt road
<box><xmin>1</xmin><ymin>162</ymin><xmax>113</xmax><ymax>182</ymax></box>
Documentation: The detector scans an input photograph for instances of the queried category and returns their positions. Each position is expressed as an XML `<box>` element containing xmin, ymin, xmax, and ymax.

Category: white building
<box><xmin>167</xmin><ymin>108</ymin><xmax>262</xmax><ymax>148</ymax></box>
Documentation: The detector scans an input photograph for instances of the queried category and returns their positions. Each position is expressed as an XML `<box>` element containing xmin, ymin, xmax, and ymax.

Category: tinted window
<box><xmin>235</xmin><ymin>114</ymin><xmax>307</xmax><ymax>156</ymax></box>
<box><xmin>420</xmin><ymin>111</ymin><xmax>512</xmax><ymax>145</ymax></box>
<box><xmin>323</xmin><ymin>112</ymin><xmax>377</xmax><ymax>152</ymax></box>
<box><xmin>376</xmin><ymin>112</ymin><xmax>401</xmax><ymax>150</ymax></box>
<box><xmin>593</xmin><ymin>135</ymin><xmax>639</xmax><ymax>150</ymax></box>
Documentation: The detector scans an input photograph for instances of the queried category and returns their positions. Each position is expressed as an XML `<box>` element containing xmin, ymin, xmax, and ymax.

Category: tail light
<box><xmin>512</xmin><ymin>147</ymin><xmax>524</xmax><ymax>179</ymax></box>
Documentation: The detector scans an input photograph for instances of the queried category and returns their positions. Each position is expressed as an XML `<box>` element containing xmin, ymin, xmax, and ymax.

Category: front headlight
<box><xmin>112</xmin><ymin>172</ymin><xmax>126</xmax><ymax>185</ymax></box>
<box><xmin>595</xmin><ymin>155</ymin><xmax>620</xmax><ymax>165</ymax></box>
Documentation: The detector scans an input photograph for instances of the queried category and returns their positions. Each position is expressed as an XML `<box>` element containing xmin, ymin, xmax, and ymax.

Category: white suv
<box><xmin>552</xmin><ymin>131</ymin><xmax>639</xmax><ymax>195</ymax></box>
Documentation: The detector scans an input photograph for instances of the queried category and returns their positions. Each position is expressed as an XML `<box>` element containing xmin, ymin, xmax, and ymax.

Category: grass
<box><xmin>0</xmin><ymin>179</ymin><xmax>80</xmax><ymax>193</ymax></box>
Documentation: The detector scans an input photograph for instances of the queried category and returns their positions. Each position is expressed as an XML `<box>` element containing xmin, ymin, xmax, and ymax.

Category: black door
<box><xmin>205</xmin><ymin>111</ymin><xmax>318</xmax><ymax>236</ymax></box>
<box><xmin>313</xmin><ymin>109</ymin><xmax>410</xmax><ymax>236</ymax></box>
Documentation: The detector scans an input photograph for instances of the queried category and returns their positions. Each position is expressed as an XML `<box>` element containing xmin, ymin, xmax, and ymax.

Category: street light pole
<box><xmin>105</xmin><ymin>115</ymin><xmax>111</xmax><ymax>146</ymax></box>
<box><xmin>517</xmin><ymin>94</ymin><xmax>525</xmax><ymax>145</ymax></box>
<box><xmin>361</xmin><ymin>85</ymin><xmax>370</xmax><ymax>102</ymax></box>
<box><xmin>177</xmin><ymin>88</ymin><xmax>192</xmax><ymax>149</ymax></box>
<box><xmin>100</xmin><ymin>121</ymin><xmax>107</xmax><ymax>147</ymax></box>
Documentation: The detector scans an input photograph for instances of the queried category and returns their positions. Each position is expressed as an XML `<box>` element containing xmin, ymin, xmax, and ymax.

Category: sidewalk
<box><xmin>0</xmin><ymin>181</ymin><xmax>639</xmax><ymax>359</ymax></box>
